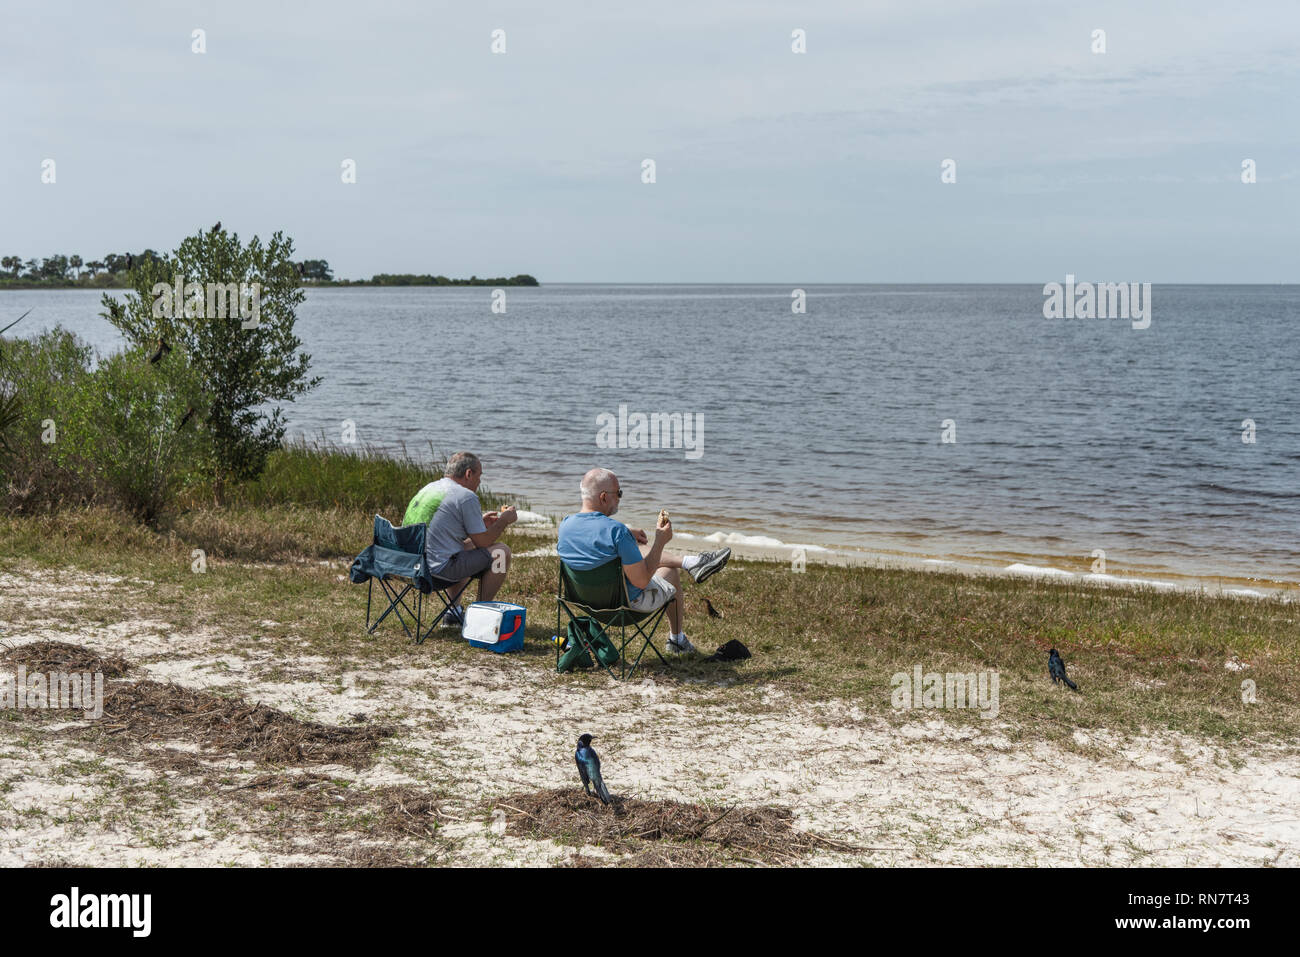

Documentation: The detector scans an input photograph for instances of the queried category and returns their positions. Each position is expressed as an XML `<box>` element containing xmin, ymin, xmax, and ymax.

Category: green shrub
<box><xmin>0</xmin><ymin>329</ymin><xmax>94</xmax><ymax>510</ymax></box>
<box><xmin>51</xmin><ymin>347</ymin><xmax>208</xmax><ymax>522</ymax></box>
<box><xmin>0</xmin><ymin>328</ymin><xmax>207</xmax><ymax>520</ymax></box>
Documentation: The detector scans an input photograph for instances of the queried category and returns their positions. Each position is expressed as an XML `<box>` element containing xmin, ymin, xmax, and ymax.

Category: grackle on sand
<box><xmin>575</xmin><ymin>733</ymin><xmax>612</xmax><ymax>804</ymax></box>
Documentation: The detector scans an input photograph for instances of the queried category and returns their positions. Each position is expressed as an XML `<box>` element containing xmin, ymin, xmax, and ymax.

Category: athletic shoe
<box><xmin>666</xmin><ymin>635</ymin><xmax>696</xmax><ymax>655</ymax></box>
<box><xmin>441</xmin><ymin>605</ymin><xmax>465</xmax><ymax>629</ymax></box>
<box><xmin>689</xmin><ymin>548</ymin><xmax>732</xmax><ymax>584</ymax></box>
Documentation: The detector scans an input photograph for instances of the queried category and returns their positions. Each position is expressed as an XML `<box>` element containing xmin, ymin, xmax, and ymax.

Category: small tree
<box><xmin>100</xmin><ymin>226</ymin><xmax>320</xmax><ymax>497</ymax></box>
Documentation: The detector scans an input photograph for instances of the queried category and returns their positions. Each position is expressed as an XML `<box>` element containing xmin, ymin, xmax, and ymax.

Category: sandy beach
<box><xmin>2</xmin><ymin>562</ymin><xmax>1296</xmax><ymax>867</ymax></box>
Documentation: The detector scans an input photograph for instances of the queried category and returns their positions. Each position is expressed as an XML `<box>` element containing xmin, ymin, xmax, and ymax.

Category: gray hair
<box><xmin>580</xmin><ymin>467</ymin><xmax>616</xmax><ymax>501</ymax></box>
<box><xmin>445</xmin><ymin>451</ymin><xmax>481</xmax><ymax>479</ymax></box>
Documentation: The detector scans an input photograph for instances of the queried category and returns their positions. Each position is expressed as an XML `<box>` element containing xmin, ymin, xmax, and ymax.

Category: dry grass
<box><xmin>1</xmin><ymin>639</ymin><xmax>130</xmax><ymax>677</ymax></box>
<box><xmin>489</xmin><ymin>788</ymin><xmax>864</xmax><ymax>866</ymax></box>
<box><xmin>82</xmin><ymin>678</ymin><xmax>395</xmax><ymax>766</ymax></box>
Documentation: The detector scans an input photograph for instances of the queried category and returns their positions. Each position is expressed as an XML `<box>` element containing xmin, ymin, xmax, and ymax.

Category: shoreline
<box><xmin>505</xmin><ymin>519</ymin><xmax>1299</xmax><ymax>601</ymax></box>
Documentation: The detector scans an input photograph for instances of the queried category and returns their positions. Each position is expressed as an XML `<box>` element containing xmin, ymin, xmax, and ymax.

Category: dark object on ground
<box><xmin>707</xmin><ymin>639</ymin><xmax>752</xmax><ymax>662</ymax></box>
<box><xmin>1049</xmin><ymin>648</ymin><xmax>1078</xmax><ymax>691</ymax></box>
<box><xmin>575</xmin><ymin>733</ymin><xmax>612</xmax><ymax>803</ymax></box>
<box><xmin>704</xmin><ymin>597</ymin><xmax>723</xmax><ymax>619</ymax></box>
<box><xmin>149</xmin><ymin>337</ymin><xmax>171</xmax><ymax>364</ymax></box>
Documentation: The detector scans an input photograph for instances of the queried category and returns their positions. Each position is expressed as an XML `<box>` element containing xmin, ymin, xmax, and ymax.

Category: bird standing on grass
<box><xmin>703</xmin><ymin>597</ymin><xmax>723</xmax><ymax>619</ymax></box>
<box><xmin>575</xmin><ymin>733</ymin><xmax>611</xmax><ymax>804</ymax></box>
<box><xmin>1048</xmin><ymin>648</ymin><xmax>1079</xmax><ymax>691</ymax></box>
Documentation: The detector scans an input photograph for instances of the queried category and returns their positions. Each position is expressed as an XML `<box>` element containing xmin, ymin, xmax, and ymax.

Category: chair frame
<box><xmin>365</xmin><ymin>574</ymin><xmax>470</xmax><ymax>645</ymax></box>
<box><xmin>555</xmin><ymin>560</ymin><xmax>674</xmax><ymax>680</ymax></box>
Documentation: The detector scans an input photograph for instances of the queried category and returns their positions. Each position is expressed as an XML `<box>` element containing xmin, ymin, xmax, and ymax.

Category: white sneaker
<box><xmin>666</xmin><ymin>635</ymin><xmax>696</xmax><ymax>655</ymax></box>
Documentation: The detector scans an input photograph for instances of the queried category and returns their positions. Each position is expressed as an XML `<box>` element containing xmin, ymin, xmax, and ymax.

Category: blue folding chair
<box><xmin>350</xmin><ymin>515</ymin><xmax>469</xmax><ymax>644</ymax></box>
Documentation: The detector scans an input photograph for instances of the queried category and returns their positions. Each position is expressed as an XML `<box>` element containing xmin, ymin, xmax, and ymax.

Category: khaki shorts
<box><xmin>628</xmin><ymin>575</ymin><xmax>676</xmax><ymax>612</ymax></box>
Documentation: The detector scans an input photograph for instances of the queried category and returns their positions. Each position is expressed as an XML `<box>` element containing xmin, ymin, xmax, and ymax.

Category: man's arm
<box><xmin>468</xmin><ymin>506</ymin><xmax>516</xmax><ymax>547</ymax></box>
<box><xmin>623</xmin><ymin>517</ymin><xmax>671</xmax><ymax>588</ymax></box>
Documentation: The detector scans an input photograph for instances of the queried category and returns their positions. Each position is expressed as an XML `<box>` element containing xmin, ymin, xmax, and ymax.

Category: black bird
<box><xmin>703</xmin><ymin>597</ymin><xmax>723</xmax><ymax>619</ymax></box>
<box><xmin>574</xmin><ymin>733</ymin><xmax>611</xmax><ymax>804</ymax></box>
<box><xmin>126</xmin><ymin>253</ymin><xmax>134</xmax><ymax>270</ymax></box>
<box><xmin>175</xmin><ymin>406</ymin><xmax>196</xmax><ymax>431</ymax></box>
<box><xmin>212</xmin><ymin>221</ymin><xmax>221</xmax><ymax>233</ymax></box>
<box><xmin>1048</xmin><ymin>648</ymin><xmax>1078</xmax><ymax>691</ymax></box>
<box><xmin>148</xmin><ymin>338</ymin><xmax>171</xmax><ymax>364</ymax></box>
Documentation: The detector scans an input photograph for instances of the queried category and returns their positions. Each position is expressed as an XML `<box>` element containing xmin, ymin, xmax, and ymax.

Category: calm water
<box><xmin>6</xmin><ymin>285</ymin><xmax>1298</xmax><ymax>584</ymax></box>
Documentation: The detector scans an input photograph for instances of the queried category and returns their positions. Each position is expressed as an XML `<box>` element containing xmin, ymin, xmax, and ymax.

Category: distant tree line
<box><xmin>0</xmin><ymin>255</ymin><xmax>535</xmax><ymax>287</ymax></box>
<box><xmin>0</xmin><ymin>253</ymin><xmax>334</xmax><ymax>287</ymax></box>
<box><xmin>331</xmin><ymin>273</ymin><xmax>540</xmax><ymax>286</ymax></box>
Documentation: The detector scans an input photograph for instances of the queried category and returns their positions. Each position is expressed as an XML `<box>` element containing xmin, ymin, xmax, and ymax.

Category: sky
<box><xmin>2</xmin><ymin>0</ymin><xmax>1298</xmax><ymax>282</ymax></box>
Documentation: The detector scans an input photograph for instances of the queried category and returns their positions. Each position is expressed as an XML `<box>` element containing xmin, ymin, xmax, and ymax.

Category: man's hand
<box><xmin>498</xmin><ymin>505</ymin><xmax>518</xmax><ymax>525</ymax></box>
<box><xmin>653</xmin><ymin>515</ymin><xmax>672</xmax><ymax>546</ymax></box>
<box><xmin>630</xmin><ymin>527</ymin><xmax>648</xmax><ymax>545</ymax></box>
<box><xmin>483</xmin><ymin>511</ymin><xmax>499</xmax><ymax>524</ymax></box>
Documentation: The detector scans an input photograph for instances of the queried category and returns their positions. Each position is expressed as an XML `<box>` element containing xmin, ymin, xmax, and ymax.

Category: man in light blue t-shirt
<box><xmin>403</xmin><ymin>452</ymin><xmax>516</xmax><ymax>623</ymax></box>
<box><xmin>557</xmin><ymin>467</ymin><xmax>731</xmax><ymax>655</ymax></box>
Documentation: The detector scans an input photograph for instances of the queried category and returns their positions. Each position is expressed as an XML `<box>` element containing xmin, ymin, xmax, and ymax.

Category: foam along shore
<box><xmin>511</xmin><ymin>521</ymin><xmax>1293</xmax><ymax>601</ymax></box>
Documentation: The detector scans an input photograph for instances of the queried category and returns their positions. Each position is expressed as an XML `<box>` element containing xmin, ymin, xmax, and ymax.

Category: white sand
<box><xmin>1</xmin><ymin>565</ymin><xmax>1297</xmax><ymax>866</ymax></box>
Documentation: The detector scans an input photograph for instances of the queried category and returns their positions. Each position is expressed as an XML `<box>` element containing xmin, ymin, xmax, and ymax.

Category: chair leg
<box><xmin>622</xmin><ymin>602</ymin><xmax>671</xmax><ymax>680</ymax></box>
<box><xmin>373</xmin><ymin>580</ymin><xmax>418</xmax><ymax>639</ymax></box>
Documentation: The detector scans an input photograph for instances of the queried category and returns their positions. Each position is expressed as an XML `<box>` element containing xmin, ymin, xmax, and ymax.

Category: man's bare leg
<box><xmin>478</xmin><ymin>544</ymin><xmax>511</xmax><ymax>602</ymax></box>
<box><xmin>653</xmin><ymin>565</ymin><xmax>684</xmax><ymax>633</ymax></box>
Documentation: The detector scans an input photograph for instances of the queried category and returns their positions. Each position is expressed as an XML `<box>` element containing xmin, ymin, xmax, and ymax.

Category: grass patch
<box><xmin>196</xmin><ymin>437</ymin><xmax>513</xmax><ymax>517</ymax></box>
<box><xmin>1</xmin><ymin>499</ymin><xmax>1296</xmax><ymax>750</ymax></box>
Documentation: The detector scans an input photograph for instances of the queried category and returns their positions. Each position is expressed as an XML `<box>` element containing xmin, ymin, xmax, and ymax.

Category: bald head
<box><xmin>580</xmin><ymin>468</ymin><xmax>620</xmax><ymax>515</ymax></box>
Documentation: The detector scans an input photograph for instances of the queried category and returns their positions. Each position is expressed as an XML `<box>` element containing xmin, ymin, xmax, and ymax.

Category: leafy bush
<box><xmin>0</xmin><ymin>328</ymin><xmax>206</xmax><ymax>520</ymax></box>
<box><xmin>52</xmin><ymin>347</ymin><xmax>208</xmax><ymax>521</ymax></box>
<box><xmin>0</xmin><ymin>329</ymin><xmax>94</xmax><ymax>510</ymax></box>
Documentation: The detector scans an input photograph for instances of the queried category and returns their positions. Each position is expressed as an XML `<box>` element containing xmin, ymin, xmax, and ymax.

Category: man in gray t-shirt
<box><xmin>401</xmin><ymin>452</ymin><xmax>517</xmax><ymax>617</ymax></box>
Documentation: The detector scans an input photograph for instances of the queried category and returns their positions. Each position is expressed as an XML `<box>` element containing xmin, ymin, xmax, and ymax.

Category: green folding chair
<box><xmin>555</xmin><ymin>560</ymin><xmax>674</xmax><ymax>680</ymax></box>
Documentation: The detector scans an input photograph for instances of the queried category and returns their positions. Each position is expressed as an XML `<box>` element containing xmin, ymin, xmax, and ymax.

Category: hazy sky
<box><xmin>3</xmin><ymin>1</ymin><xmax>1297</xmax><ymax>281</ymax></box>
